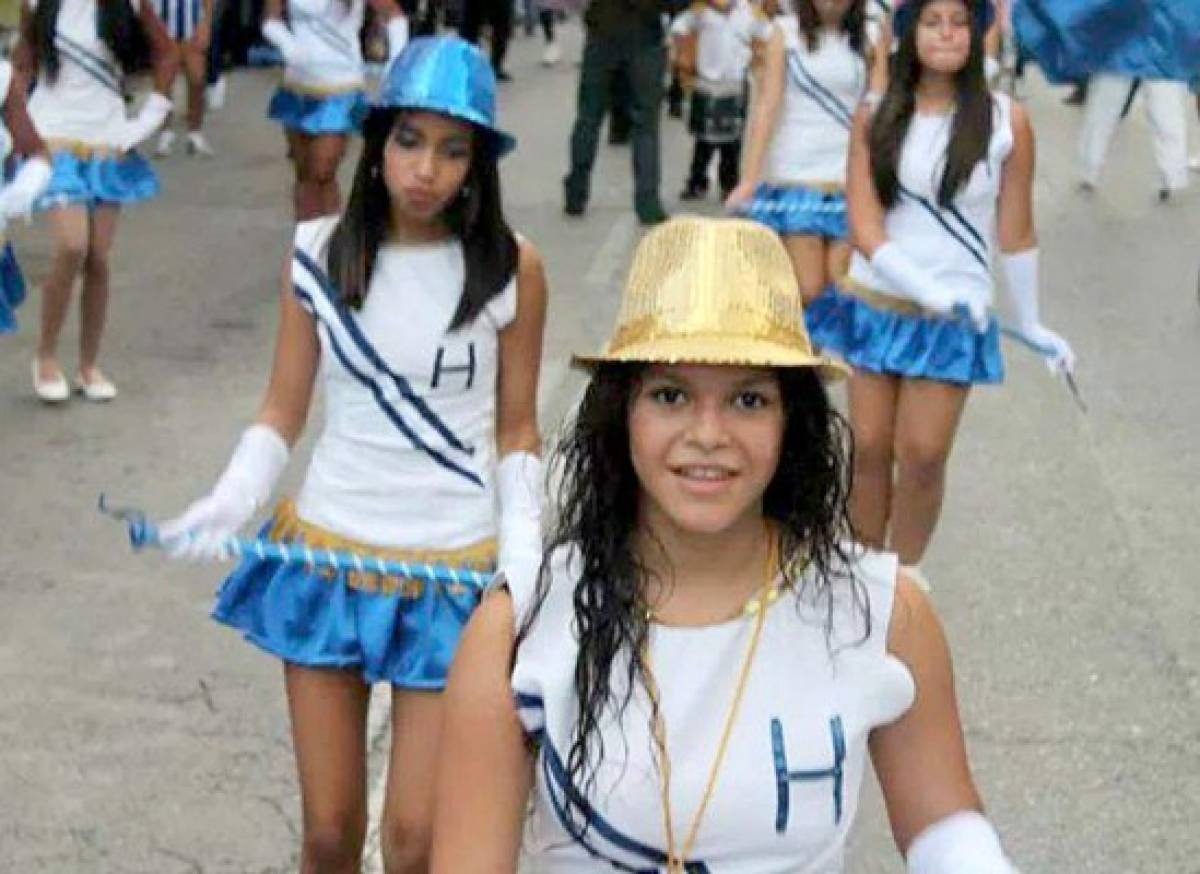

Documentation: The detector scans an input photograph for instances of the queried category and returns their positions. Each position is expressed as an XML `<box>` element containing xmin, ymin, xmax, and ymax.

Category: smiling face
<box><xmin>382</xmin><ymin>110</ymin><xmax>475</xmax><ymax>223</ymax></box>
<box><xmin>629</xmin><ymin>364</ymin><xmax>785</xmax><ymax>539</ymax></box>
<box><xmin>914</xmin><ymin>0</ymin><xmax>973</xmax><ymax>75</ymax></box>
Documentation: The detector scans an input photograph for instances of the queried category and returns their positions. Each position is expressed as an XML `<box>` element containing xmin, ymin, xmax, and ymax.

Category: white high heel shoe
<box><xmin>74</xmin><ymin>369</ymin><xmax>118</xmax><ymax>402</ymax></box>
<box><xmin>32</xmin><ymin>359</ymin><xmax>69</xmax><ymax>403</ymax></box>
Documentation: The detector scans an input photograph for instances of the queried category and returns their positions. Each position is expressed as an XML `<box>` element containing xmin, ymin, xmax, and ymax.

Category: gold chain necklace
<box><xmin>640</xmin><ymin>534</ymin><xmax>778</xmax><ymax>873</ymax></box>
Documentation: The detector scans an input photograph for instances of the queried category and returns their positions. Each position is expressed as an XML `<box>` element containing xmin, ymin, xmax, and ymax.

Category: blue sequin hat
<box><xmin>371</xmin><ymin>36</ymin><xmax>517</xmax><ymax>158</ymax></box>
<box><xmin>893</xmin><ymin>0</ymin><xmax>995</xmax><ymax>38</ymax></box>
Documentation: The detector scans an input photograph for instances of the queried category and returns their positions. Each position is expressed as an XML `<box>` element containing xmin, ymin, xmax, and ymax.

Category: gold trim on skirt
<box><xmin>46</xmin><ymin>139</ymin><xmax>123</xmax><ymax>160</ymax></box>
<box><xmin>762</xmin><ymin>180</ymin><xmax>845</xmax><ymax>195</ymax></box>
<box><xmin>280</xmin><ymin>79</ymin><xmax>365</xmax><ymax>98</ymax></box>
<box><xmin>268</xmin><ymin>500</ymin><xmax>497</xmax><ymax>598</ymax></box>
<box><xmin>839</xmin><ymin>277</ymin><xmax>930</xmax><ymax>317</ymax></box>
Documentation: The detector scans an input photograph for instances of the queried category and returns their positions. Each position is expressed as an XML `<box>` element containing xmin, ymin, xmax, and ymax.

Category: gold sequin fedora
<box><xmin>574</xmin><ymin>216</ymin><xmax>848</xmax><ymax>380</ymax></box>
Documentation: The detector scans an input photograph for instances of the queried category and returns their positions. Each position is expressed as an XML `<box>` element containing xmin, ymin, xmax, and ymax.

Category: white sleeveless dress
<box><xmin>510</xmin><ymin>545</ymin><xmax>915</xmax><ymax>872</ymax></box>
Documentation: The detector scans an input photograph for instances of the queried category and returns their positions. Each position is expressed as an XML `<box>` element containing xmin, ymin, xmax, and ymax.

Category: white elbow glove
<box><xmin>871</xmin><ymin>242</ymin><xmax>988</xmax><ymax>331</ymax></box>
<box><xmin>906</xmin><ymin>811</ymin><xmax>1019</xmax><ymax>874</ymax></box>
<box><xmin>0</xmin><ymin>156</ymin><xmax>51</xmax><ymax>220</ymax></box>
<box><xmin>118</xmin><ymin>92</ymin><xmax>173</xmax><ymax>152</ymax></box>
<box><xmin>1000</xmin><ymin>248</ymin><xmax>1075</xmax><ymax>375</ymax></box>
<box><xmin>496</xmin><ymin>451</ymin><xmax>544</xmax><ymax>601</ymax></box>
<box><xmin>386</xmin><ymin>15</ymin><xmax>410</xmax><ymax>64</ymax></box>
<box><xmin>262</xmin><ymin>19</ymin><xmax>312</xmax><ymax>68</ymax></box>
<box><xmin>160</xmin><ymin>424</ymin><xmax>290</xmax><ymax>562</ymax></box>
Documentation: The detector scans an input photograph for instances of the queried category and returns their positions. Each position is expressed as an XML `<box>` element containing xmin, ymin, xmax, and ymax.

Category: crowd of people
<box><xmin>0</xmin><ymin>0</ymin><xmax>1195</xmax><ymax>871</ymax></box>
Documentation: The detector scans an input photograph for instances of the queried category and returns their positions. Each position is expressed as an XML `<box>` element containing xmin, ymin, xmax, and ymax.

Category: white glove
<box><xmin>0</xmin><ymin>157</ymin><xmax>51</xmax><ymax>221</ymax></box>
<box><xmin>160</xmin><ymin>424</ymin><xmax>290</xmax><ymax>562</ymax></box>
<box><xmin>871</xmin><ymin>242</ymin><xmax>988</xmax><ymax>331</ymax></box>
<box><xmin>907</xmin><ymin>811</ymin><xmax>1019</xmax><ymax>874</ymax></box>
<box><xmin>1000</xmin><ymin>248</ymin><xmax>1076</xmax><ymax>375</ymax></box>
<box><xmin>118</xmin><ymin>92</ymin><xmax>173</xmax><ymax>152</ymax></box>
<box><xmin>386</xmin><ymin>15</ymin><xmax>410</xmax><ymax>64</ymax></box>
<box><xmin>262</xmin><ymin>19</ymin><xmax>314</xmax><ymax>69</ymax></box>
<box><xmin>496</xmin><ymin>451</ymin><xmax>544</xmax><ymax>601</ymax></box>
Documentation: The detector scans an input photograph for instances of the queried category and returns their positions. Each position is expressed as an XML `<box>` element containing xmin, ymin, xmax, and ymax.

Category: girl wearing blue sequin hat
<box><xmin>160</xmin><ymin>34</ymin><xmax>546</xmax><ymax>869</ymax></box>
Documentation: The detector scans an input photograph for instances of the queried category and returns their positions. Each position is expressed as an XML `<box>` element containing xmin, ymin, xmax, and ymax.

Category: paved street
<box><xmin>0</xmin><ymin>21</ymin><xmax>1198</xmax><ymax>873</ymax></box>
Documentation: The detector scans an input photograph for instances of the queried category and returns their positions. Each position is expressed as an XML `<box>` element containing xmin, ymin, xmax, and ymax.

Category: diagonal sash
<box><xmin>292</xmin><ymin>251</ymin><xmax>484</xmax><ymax>489</ymax></box>
<box><xmin>786</xmin><ymin>52</ymin><xmax>854</xmax><ymax>130</ymax></box>
<box><xmin>55</xmin><ymin>33</ymin><xmax>123</xmax><ymax>97</ymax></box>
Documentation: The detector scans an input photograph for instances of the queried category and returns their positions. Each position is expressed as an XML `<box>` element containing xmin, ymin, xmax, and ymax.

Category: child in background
<box><xmin>672</xmin><ymin>0</ymin><xmax>772</xmax><ymax>201</ymax></box>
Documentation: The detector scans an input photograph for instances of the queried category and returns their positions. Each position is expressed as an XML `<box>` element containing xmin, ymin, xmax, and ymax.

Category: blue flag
<box><xmin>1015</xmin><ymin>0</ymin><xmax>1200</xmax><ymax>82</ymax></box>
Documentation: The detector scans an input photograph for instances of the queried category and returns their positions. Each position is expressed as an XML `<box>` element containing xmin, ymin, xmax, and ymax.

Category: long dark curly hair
<box><xmin>520</xmin><ymin>362</ymin><xmax>866</xmax><ymax>841</ymax></box>
<box><xmin>33</xmin><ymin>0</ymin><xmax>145</xmax><ymax>84</ymax></box>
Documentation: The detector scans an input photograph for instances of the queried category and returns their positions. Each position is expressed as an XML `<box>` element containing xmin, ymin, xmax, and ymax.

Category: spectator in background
<box><xmin>459</xmin><ymin>0</ymin><xmax>513</xmax><ymax>80</ymax></box>
<box><xmin>564</xmin><ymin>0</ymin><xmax>673</xmax><ymax>225</ymax></box>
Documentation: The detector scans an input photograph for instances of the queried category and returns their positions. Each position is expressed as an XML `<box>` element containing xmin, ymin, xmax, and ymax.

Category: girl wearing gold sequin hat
<box><xmin>433</xmin><ymin>216</ymin><xmax>1019</xmax><ymax>874</ymax></box>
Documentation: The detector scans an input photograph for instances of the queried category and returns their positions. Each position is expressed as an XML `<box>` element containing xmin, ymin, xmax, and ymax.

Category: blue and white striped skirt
<box><xmin>157</xmin><ymin>0</ymin><xmax>204</xmax><ymax>41</ymax></box>
<box><xmin>805</xmin><ymin>281</ymin><xmax>1005</xmax><ymax>385</ymax></box>
<box><xmin>268</xmin><ymin>86</ymin><xmax>368</xmax><ymax>136</ymax></box>
<box><xmin>740</xmin><ymin>183</ymin><xmax>848</xmax><ymax>240</ymax></box>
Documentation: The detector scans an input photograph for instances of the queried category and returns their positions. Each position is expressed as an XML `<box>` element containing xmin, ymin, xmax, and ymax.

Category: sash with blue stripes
<box><xmin>786</xmin><ymin>51</ymin><xmax>856</xmax><ymax>131</ymax></box>
<box><xmin>54</xmin><ymin>33</ymin><xmax>122</xmax><ymax>97</ymax></box>
<box><xmin>294</xmin><ymin>12</ymin><xmax>357</xmax><ymax>62</ymax></box>
<box><xmin>540</xmin><ymin>738</ymin><xmax>711</xmax><ymax>873</ymax></box>
<box><xmin>291</xmin><ymin>249</ymin><xmax>484</xmax><ymax>490</ymax></box>
<box><xmin>896</xmin><ymin>183</ymin><xmax>990</xmax><ymax>270</ymax></box>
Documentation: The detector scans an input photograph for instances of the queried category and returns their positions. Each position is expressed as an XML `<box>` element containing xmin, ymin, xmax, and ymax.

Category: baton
<box><xmin>98</xmin><ymin>495</ymin><xmax>494</xmax><ymax>591</ymax></box>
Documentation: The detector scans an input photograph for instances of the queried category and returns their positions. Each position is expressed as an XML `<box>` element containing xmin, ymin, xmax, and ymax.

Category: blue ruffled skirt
<box><xmin>740</xmin><ymin>183</ymin><xmax>848</xmax><ymax>240</ymax></box>
<box><xmin>34</xmin><ymin>150</ymin><xmax>160</xmax><ymax>211</ymax></box>
<box><xmin>213</xmin><ymin>502</ymin><xmax>496</xmax><ymax>689</ymax></box>
<box><xmin>268</xmin><ymin>87</ymin><xmax>368</xmax><ymax>136</ymax></box>
<box><xmin>805</xmin><ymin>285</ymin><xmax>1004</xmax><ymax>385</ymax></box>
<box><xmin>0</xmin><ymin>244</ymin><xmax>27</xmax><ymax>335</ymax></box>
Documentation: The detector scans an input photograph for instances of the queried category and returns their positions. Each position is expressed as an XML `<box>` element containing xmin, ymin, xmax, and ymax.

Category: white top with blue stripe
<box><xmin>283</xmin><ymin>0</ymin><xmax>366</xmax><ymax>91</ymax></box>
<box><xmin>510</xmin><ymin>545</ymin><xmax>915</xmax><ymax>873</ymax></box>
<box><xmin>765</xmin><ymin>18</ymin><xmax>867</xmax><ymax>187</ymax></box>
<box><xmin>291</xmin><ymin>217</ymin><xmax>517</xmax><ymax>550</ymax></box>
<box><xmin>847</xmin><ymin>93</ymin><xmax>1015</xmax><ymax>313</ymax></box>
<box><xmin>26</xmin><ymin>0</ymin><xmax>142</xmax><ymax>147</ymax></box>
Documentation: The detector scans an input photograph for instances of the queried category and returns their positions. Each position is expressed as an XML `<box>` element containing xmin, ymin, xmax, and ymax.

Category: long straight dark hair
<box><xmin>32</xmin><ymin>0</ymin><xmax>145</xmax><ymax>83</ymax></box>
<box><xmin>520</xmin><ymin>364</ymin><xmax>866</xmax><ymax>841</ymax></box>
<box><xmin>796</xmin><ymin>0</ymin><xmax>867</xmax><ymax>54</ymax></box>
<box><xmin>327</xmin><ymin>109</ymin><xmax>518</xmax><ymax>328</ymax></box>
<box><xmin>868</xmin><ymin>0</ymin><xmax>993</xmax><ymax>208</ymax></box>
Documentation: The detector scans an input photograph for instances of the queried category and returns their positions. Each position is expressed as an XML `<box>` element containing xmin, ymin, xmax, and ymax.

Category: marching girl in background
<box><xmin>671</xmin><ymin>0</ymin><xmax>772</xmax><ymax>203</ymax></box>
<box><xmin>15</xmin><ymin>0</ymin><xmax>179</xmax><ymax>403</ymax></box>
<box><xmin>727</xmin><ymin>0</ymin><xmax>871</xmax><ymax>306</ymax></box>
<box><xmin>432</xmin><ymin>217</ymin><xmax>1020</xmax><ymax>873</ymax></box>
<box><xmin>154</xmin><ymin>0</ymin><xmax>216</xmax><ymax>158</ymax></box>
<box><xmin>161</xmin><ymin>37</ymin><xmax>547</xmax><ymax>872</ymax></box>
<box><xmin>804</xmin><ymin>0</ymin><xmax>1074</xmax><ymax>588</ymax></box>
<box><xmin>0</xmin><ymin>58</ymin><xmax>53</xmax><ymax>337</ymax></box>
<box><xmin>261</xmin><ymin>0</ymin><xmax>409</xmax><ymax>219</ymax></box>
